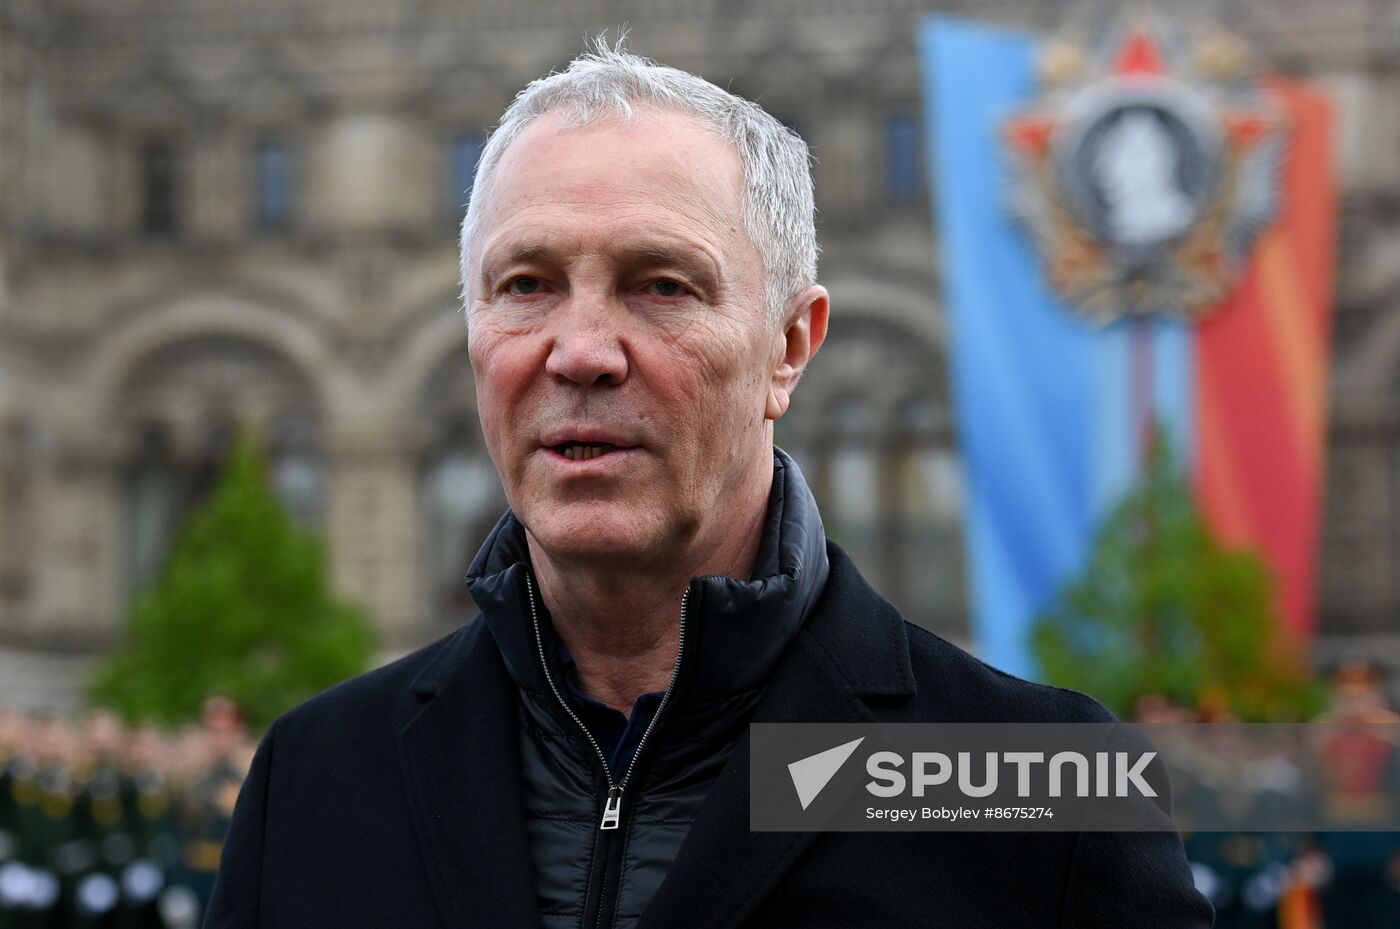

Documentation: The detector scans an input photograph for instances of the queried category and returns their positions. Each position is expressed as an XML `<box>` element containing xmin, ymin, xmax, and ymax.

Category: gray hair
<box><xmin>458</xmin><ymin>35</ymin><xmax>818</xmax><ymax>325</ymax></box>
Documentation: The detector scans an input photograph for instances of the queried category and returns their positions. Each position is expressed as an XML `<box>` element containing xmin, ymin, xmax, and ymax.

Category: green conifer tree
<box><xmin>1031</xmin><ymin>434</ymin><xmax>1324</xmax><ymax>721</ymax></box>
<box><xmin>88</xmin><ymin>427</ymin><xmax>375</xmax><ymax>729</ymax></box>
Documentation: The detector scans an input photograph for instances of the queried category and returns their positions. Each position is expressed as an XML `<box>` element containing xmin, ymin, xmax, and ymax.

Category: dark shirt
<box><xmin>555</xmin><ymin>640</ymin><xmax>666</xmax><ymax>779</ymax></box>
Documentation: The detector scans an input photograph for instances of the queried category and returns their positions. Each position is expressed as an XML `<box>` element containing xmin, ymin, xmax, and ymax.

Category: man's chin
<box><xmin>523</xmin><ymin>507</ymin><xmax>665</xmax><ymax>566</ymax></box>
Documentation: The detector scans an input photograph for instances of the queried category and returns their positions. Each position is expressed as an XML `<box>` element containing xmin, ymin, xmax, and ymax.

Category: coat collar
<box><xmin>401</xmin><ymin>539</ymin><xmax>917</xmax><ymax>929</ymax></box>
<box><xmin>402</xmin><ymin>453</ymin><xmax>918</xmax><ymax>929</ymax></box>
<box><xmin>634</xmin><ymin>541</ymin><xmax>916</xmax><ymax>929</ymax></box>
<box><xmin>399</xmin><ymin>620</ymin><xmax>542</xmax><ymax>929</ymax></box>
<box><xmin>459</xmin><ymin>446</ymin><xmax>833</xmax><ymax>707</ymax></box>
<box><xmin>408</xmin><ymin>533</ymin><xmax>915</xmax><ymax>703</ymax></box>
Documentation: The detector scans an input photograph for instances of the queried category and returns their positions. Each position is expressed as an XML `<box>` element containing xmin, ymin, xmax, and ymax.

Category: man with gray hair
<box><xmin>206</xmin><ymin>40</ymin><xmax>1211</xmax><ymax>929</ymax></box>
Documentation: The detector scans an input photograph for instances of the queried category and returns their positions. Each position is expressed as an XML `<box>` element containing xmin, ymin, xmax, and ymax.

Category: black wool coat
<box><xmin>205</xmin><ymin>541</ymin><xmax>1213</xmax><ymax>929</ymax></box>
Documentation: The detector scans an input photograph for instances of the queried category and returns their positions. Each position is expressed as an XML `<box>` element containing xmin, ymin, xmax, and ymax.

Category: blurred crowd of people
<box><xmin>4</xmin><ymin>668</ymin><xmax>1400</xmax><ymax>929</ymax></box>
<box><xmin>0</xmin><ymin>698</ymin><xmax>255</xmax><ymax>929</ymax></box>
<box><xmin>1135</xmin><ymin>660</ymin><xmax>1400</xmax><ymax>929</ymax></box>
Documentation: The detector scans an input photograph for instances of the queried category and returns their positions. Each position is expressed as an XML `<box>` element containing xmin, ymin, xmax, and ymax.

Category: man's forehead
<box><xmin>474</xmin><ymin>109</ymin><xmax>752</xmax><ymax>271</ymax></box>
<box><xmin>511</xmin><ymin>106</ymin><xmax>736</xmax><ymax>161</ymax></box>
<box><xmin>484</xmin><ymin>109</ymin><xmax>744</xmax><ymax>214</ymax></box>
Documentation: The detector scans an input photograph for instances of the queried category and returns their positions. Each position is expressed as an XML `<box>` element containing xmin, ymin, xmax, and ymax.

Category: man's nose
<box><xmin>543</xmin><ymin>297</ymin><xmax>630</xmax><ymax>387</ymax></box>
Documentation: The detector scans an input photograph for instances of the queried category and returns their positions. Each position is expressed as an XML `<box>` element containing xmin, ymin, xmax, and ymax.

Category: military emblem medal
<box><xmin>1003</xmin><ymin>12</ymin><xmax>1284</xmax><ymax>322</ymax></box>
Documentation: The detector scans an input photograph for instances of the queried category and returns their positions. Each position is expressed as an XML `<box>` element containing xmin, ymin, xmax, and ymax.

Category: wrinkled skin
<box><xmin>465</xmin><ymin>107</ymin><xmax>828</xmax><ymax>709</ymax></box>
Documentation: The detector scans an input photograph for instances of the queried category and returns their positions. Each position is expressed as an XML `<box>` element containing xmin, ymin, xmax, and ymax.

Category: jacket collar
<box><xmin>461</xmin><ymin>446</ymin><xmax>831</xmax><ymax>707</ymax></box>
<box><xmin>634</xmin><ymin>541</ymin><xmax>917</xmax><ymax>929</ymax></box>
<box><xmin>402</xmin><ymin>537</ymin><xmax>918</xmax><ymax>929</ymax></box>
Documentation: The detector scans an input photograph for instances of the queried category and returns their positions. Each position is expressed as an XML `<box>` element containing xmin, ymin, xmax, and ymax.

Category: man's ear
<box><xmin>765</xmin><ymin>285</ymin><xmax>830</xmax><ymax>421</ymax></box>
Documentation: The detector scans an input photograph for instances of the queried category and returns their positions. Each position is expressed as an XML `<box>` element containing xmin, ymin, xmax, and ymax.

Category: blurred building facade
<box><xmin>0</xmin><ymin>0</ymin><xmax>1396</xmax><ymax>706</ymax></box>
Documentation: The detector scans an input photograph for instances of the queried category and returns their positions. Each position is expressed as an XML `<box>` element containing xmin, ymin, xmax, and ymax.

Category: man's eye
<box><xmin>506</xmin><ymin>277</ymin><xmax>541</xmax><ymax>295</ymax></box>
<box><xmin>646</xmin><ymin>280</ymin><xmax>688</xmax><ymax>298</ymax></box>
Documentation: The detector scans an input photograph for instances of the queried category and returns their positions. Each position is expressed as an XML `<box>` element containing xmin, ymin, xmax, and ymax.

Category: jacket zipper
<box><xmin>524</xmin><ymin>570</ymin><xmax>690</xmax><ymax>831</ymax></box>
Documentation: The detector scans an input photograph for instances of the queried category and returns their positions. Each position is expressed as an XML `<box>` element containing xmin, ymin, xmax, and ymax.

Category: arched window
<box><xmin>254</xmin><ymin>138</ymin><xmax>293</xmax><ymax>232</ymax></box>
<box><xmin>891</xmin><ymin>396</ymin><xmax>966</xmax><ymax>629</ymax></box>
<box><xmin>1320</xmin><ymin>421</ymin><xmax>1399</xmax><ymax>633</ymax></box>
<box><xmin>421</xmin><ymin>419</ymin><xmax>505</xmax><ymax>630</ymax></box>
<box><xmin>416</xmin><ymin>350</ymin><xmax>506</xmax><ymax>630</ymax></box>
<box><xmin>268</xmin><ymin>411</ymin><xmax>323</xmax><ymax>526</ymax></box>
<box><xmin>885</xmin><ymin>113</ymin><xmax>924</xmax><ymax>204</ymax></box>
<box><xmin>116</xmin><ymin>337</ymin><xmax>323</xmax><ymax>596</ymax></box>
<box><xmin>447</xmin><ymin>131</ymin><xmax>484</xmax><ymax>221</ymax></box>
<box><xmin>781</xmin><ymin>314</ymin><xmax>968</xmax><ymax>638</ymax></box>
<box><xmin>125</xmin><ymin>421</ymin><xmax>180</xmax><ymax>593</ymax></box>
<box><xmin>0</xmin><ymin>413</ymin><xmax>34</xmax><ymax>612</ymax></box>
<box><xmin>824</xmin><ymin>395</ymin><xmax>885</xmax><ymax>593</ymax></box>
<box><xmin>140</xmin><ymin>137</ymin><xmax>177</xmax><ymax>237</ymax></box>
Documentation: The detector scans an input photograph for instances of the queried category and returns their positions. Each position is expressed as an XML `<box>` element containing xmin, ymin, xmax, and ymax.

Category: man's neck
<box><xmin>526</xmin><ymin>479</ymin><xmax>770</xmax><ymax>718</ymax></box>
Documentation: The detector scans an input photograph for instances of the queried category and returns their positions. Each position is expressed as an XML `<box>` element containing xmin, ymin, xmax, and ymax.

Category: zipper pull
<box><xmin>600</xmin><ymin>786</ymin><xmax>623</xmax><ymax>831</ymax></box>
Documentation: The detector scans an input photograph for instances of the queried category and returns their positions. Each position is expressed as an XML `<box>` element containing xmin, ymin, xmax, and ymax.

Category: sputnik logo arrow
<box><xmin>787</xmin><ymin>737</ymin><xmax>865</xmax><ymax>810</ymax></box>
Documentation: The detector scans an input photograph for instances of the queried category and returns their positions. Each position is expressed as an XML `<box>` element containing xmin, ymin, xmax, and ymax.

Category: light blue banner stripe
<box><xmin>1152</xmin><ymin>317</ymin><xmax>1195</xmax><ymax>465</ymax></box>
<box><xmin>921</xmin><ymin>15</ymin><xmax>1100</xmax><ymax>679</ymax></box>
<box><xmin>1091</xmin><ymin>320</ymin><xmax>1136</xmax><ymax>519</ymax></box>
<box><xmin>1092</xmin><ymin>318</ymin><xmax>1193</xmax><ymax>516</ymax></box>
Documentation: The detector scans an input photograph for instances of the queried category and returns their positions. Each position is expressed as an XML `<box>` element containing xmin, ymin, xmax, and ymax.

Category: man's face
<box><xmin>467</xmin><ymin>108</ymin><xmax>788</xmax><ymax>567</ymax></box>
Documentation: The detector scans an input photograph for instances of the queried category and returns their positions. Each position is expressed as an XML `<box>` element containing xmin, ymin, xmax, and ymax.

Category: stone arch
<box><xmin>381</xmin><ymin>292</ymin><xmax>475</xmax><ymax>439</ymax></box>
<box><xmin>81</xmin><ymin>290</ymin><xmax>341</xmax><ymax>597</ymax></box>
<box><xmin>778</xmin><ymin>305</ymin><xmax>964</xmax><ymax>637</ymax></box>
<box><xmin>822</xmin><ymin>271</ymin><xmax>948</xmax><ymax>337</ymax></box>
<box><xmin>85</xmin><ymin>288</ymin><xmax>340</xmax><ymax>436</ymax></box>
<box><xmin>413</xmin><ymin>41</ymin><xmax>520</xmax><ymax>117</ymax></box>
<box><xmin>404</xmin><ymin>308</ymin><xmax>503</xmax><ymax>634</ymax></box>
<box><xmin>727</xmin><ymin>28</ymin><xmax>832</xmax><ymax>105</ymax></box>
<box><xmin>1342</xmin><ymin>302</ymin><xmax>1400</xmax><ymax>394</ymax></box>
<box><xmin>789</xmin><ymin>301</ymin><xmax>947</xmax><ymax>439</ymax></box>
<box><xmin>108</xmin><ymin>334</ymin><xmax>322</xmax><ymax>461</ymax></box>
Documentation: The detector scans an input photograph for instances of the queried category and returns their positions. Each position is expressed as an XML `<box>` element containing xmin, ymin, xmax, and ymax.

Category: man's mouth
<box><xmin>552</xmin><ymin>442</ymin><xmax>620</xmax><ymax>461</ymax></box>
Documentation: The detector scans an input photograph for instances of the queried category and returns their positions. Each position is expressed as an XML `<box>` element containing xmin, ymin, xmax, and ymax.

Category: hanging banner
<box><xmin>920</xmin><ymin>12</ymin><xmax>1335</xmax><ymax>674</ymax></box>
